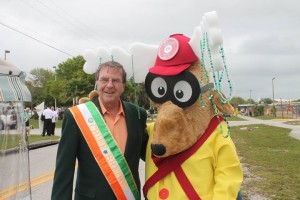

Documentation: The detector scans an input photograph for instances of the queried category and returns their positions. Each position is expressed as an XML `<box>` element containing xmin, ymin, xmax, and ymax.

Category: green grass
<box><xmin>231</xmin><ymin>124</ymin><xmax>300</xmax><ymax>200</ymax></box>
<box><xmin>254</xmin><ymin>115</ymin><xmax>277</xmax><ymax>120</ymax></box>
<box><xmin>0</xmin><ymin>134</ymin><xmax>60</xmax><ymax>149</ymax></box>
<box><xmin>146</xmin><ymin>115</ymin><xmax>246</xmax><ymax>123</ymax></box>
<box><xmin>227</xmin><ymin>115</ymin><xmax>246</xmax><ymax>121</ymax></box>
<box><xmin>254</xmin><ymin>115</ymin><xmax>295</xmax><ymax>120</ymax></box>
<box><xmin>28</xmin><ymin>135</ymin><xmax>60</xmax><ymax>144</ymax></box>
<box><xmin>284</xmin><ymin>121</ymin><xmax>300</xmax><ymax>126</ymax></box>
<box><xmin>0</xmin><ymin>118</ymin><xmax>61</xmax><ymax>150</ymax></box>
<box><xmin>29</xmin><ymin>119</ymin><xmax>63</xmax><ymax>129</ymax></box>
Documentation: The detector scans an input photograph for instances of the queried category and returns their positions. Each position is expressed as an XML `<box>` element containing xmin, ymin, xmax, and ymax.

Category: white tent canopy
<box><xmin>0</xmin><ymin>59</ymin><xmax>32</xmax><ymax>199</ymax></box>
<box><xmin>0</xmin><ymin>59</ymin><xmax>31</xmax><ymax>102</ymax></box>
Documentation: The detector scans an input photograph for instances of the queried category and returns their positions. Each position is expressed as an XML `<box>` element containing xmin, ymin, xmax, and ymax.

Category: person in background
<box><xmin>41</xmin><ymin>106</ymin><xmax>53</xmax><ymax>136</ymax></box>
<box><xmin>51</xmin><ymin>61</ymin><xmax>148</xmax><ymax>199</ymax></box>
<box><xmin>0</xmin><ymin>110</ymin><xmax>5</xmax><ymax>131</ymax></box>
<box><xmin>50</xmin><ymin>106</ymin><xmax>58</xmax><ymax>136</ymax></box>
<box><xmin>24</xmin><ymin>107</ymin><xmax>31</xmax><ymax>135</ymax></box>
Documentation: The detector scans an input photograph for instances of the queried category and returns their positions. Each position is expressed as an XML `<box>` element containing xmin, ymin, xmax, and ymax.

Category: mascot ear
<box><xmin>212</xmin><ymin>91</ymin><xmax>234</xmax><ymax>116</ymax></box>
<box><xmin>78</xmin><ymin>90</ymin><xmax>99</xmax><ymax>104</ymax></box>
<box><xmin>78</xmin><ymin>97</ymin><xmax>90</xmax><ymax>104</ymax></box>
<box><xmin>88</xmin><ymin>90</ymin><xmax>99</xmax><ymax>100</ymax></box>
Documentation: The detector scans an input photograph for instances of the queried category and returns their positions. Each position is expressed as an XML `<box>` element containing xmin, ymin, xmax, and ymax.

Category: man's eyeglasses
<box><xmin>98</xmin><ymin>77</ymin><xmax>123</xmax><ymax>85</ymax></box>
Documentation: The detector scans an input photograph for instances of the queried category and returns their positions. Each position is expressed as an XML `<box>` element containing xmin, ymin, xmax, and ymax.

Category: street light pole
<box><xmin>272</xmin><ymin>77</ymin><xmax>276</xmax><ymax>116</ymax></box>
<box><xmin>4</xmin><ymin>50</ymin><xmax>10</xmax><ymax>60</ymax></box>
<box><xmin>53</xmin><ymin>66</ymin><xmax>57</xmax><ymax>109</ymax></box>
<box><xmin>249</xmin><ymin>89</ymin><xmax>252</xmax><ymax>105</ymax></box>
<box><xmin>272</xmin><ymin>78</ymin><xmax>275</xmax><ymax>105</ymax></box>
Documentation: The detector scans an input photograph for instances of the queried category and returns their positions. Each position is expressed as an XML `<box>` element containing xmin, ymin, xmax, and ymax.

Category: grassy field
<box><xmin>284</xmin><ymin>121</ymin><xmax>300</xmax><ymax>126</ymax></box>
<box><xmin>0</xmin><ymin>118</ymin><xmax>61</xmax><ymax>150</ymax></box>
<box><xmin>231</xmin><ymin>124</ymin><xmax>300</xmax><ymax>200</ymax></box>
<box><xmin>0</xmin><ymin>134</ymin><xmax>60</xmax><ymax>149</ymax></box>
<box><xmin>29</xmin><ymin>119</ymin><xmax>63</xmax><ymax>129</ymax></box>
<box><xmin>28</xmin><ymin>134</ymin><xmax>60</xmax><ymax>144</ymax></box>
<box><xmin>227</xmin><ymin>115</ymin><xmax>246</xmax><ymax>121</ymax></box>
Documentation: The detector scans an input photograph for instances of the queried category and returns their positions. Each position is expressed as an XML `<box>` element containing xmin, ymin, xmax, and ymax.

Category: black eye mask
<box><xmin>145</xmin><ymin>71</ymin><xmax>202</xmax><ymax>108</ymax></box>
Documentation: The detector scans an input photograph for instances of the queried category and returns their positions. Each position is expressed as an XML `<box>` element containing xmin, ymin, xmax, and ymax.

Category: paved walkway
<box><xmin>229</xmin><ymin>115</ymin><xmax>300</xmax><ymax>140</ymax></box>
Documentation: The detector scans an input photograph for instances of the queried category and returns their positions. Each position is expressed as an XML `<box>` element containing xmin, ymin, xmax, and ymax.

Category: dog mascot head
<box><xmin>145</xmin><ymin>33</ymin><xmax>234</xmax><ymax>158</ymax></box>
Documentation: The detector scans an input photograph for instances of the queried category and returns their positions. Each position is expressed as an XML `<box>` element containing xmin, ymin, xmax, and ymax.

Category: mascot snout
<box><xmin>151</xmin><ymin>101</ymin><xmax>196</xmax><ymax>157</ymax></box>
<box><xmin>151</xmin><ymin>144</ymin><xmax>165</xmax><ymax>156</ymax></box>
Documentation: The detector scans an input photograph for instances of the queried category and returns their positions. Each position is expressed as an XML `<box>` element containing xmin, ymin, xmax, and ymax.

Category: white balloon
<box><xmin>210</xmin><ymin>47</ymin><xmax>219</xmax><ymax>55</ymax></box>
<box><xmin>109</xmin><ymin>46</ymin><xmax>132</xmax><ymax>79</ymax></box>
<box><xmin>212</xmin><ymin>54</ymin><xmax>224</xmax><ymax>71</ymax></box>
<box><xmin>189</xmin><ymin>26</ymin><xmax>202</xmax><ymax>60</ymax></box>
<box><xmin>96</xmin><ymin>47</ymin><xmax>111</xmax><ymax>64</ymax></box>
<box><xmin>129</xmin><ymin>42</ymin><xmax>158</xmax><ymax>83</ymax></box>
<box><xmin>203</xmin><ymin>50</ymin><xmax>211</xmax><ymax>72</ymax></box>
<box><xmin>204</xmin><ymin>11</ymin><xmax>220</xmax><ymax>28</ymax></box>
<box><xmin>208</xmin><ymin>28</ymin><xmax>223</xmax><ymax>47</ymax></box>
<box><xmin>83</xmin><ymin>49</ymin><xmax>99</xmax><ymax>74</ymax></box>
<box><xmin>83</xmin><ymin>62</ymin><xmax>98</xmax><ymax>74</ymax></box>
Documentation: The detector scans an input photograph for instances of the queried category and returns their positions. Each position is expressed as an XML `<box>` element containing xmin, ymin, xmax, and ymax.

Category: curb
<box><xmin>1</xmin><ymin>139</ymin><xmax>60</xmax><ymax>155</ymax></box>
<box><xmin>29</xmin><ymin>139</ymin><xmax>60</xmax><ymax>150</ymax></box>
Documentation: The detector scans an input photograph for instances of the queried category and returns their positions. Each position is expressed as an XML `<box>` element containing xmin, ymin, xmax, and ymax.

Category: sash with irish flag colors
<box><xmin>69</xmin><ymin>101</ymin><xmax>140</xmax><ymax>200</ymax></box>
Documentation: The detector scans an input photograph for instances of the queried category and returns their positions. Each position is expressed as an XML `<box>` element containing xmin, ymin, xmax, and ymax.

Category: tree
<box><xmin>247</xmin><ymin>99</ymin><xmax>256</xmax><ymax>104</ymax></box>
<box><xmin>27</xmin><ymin>56</ymin><xmax>95</xmax><ymax>107</ymax></box>
<box><xmin>28</xmin><ymin>68</ymin><xmax>55</xmax><ymax>106</ymax></box>
<box><xmin>27</xmin><ymin>55</ymin><xmax>150</xmax><ymax>108</ymax></box>
<box><xmin>230</xmin><ymin>96</ymin><xmax>246</xmax><ymax>107</ymax></box>
<box><xmin>29</xmin><ymin>68</ymin><xmax>54</xmax><ymax>87</ymax></box>
<box><xmin>56</xmin><ymin>56</ymin><xmax>95</xmax><ymax>105</ymax></box>
<box><xmin>259</xmin><ymin>98</ymin><xmax>273</xmax><ymax>104</ymax></box>
<box><xmin>122</xmin><ymin>78</ymin><xmax>149</xmax><ymax>109</ymax></box>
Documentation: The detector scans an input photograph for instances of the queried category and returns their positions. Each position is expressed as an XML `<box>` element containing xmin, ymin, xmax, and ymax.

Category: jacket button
<box><xmin>159</xmin><ymin>188</ymin><xmax>169</xmax><ymax>199</ymax></box>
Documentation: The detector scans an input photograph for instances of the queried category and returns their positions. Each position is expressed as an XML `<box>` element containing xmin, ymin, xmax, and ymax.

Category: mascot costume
<box><xmin>81</xmin><ymin>11</ymin><xmax>243</xmax><ymax>200</ymax></box>
<box><xmin>143</xmin><ymin>33</ymin><xmax>243</xmax><ymax>199</ymax></box>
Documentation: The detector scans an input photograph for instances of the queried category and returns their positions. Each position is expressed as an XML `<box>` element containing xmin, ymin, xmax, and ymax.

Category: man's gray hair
<box><xmin>95</xmin><ymin>61</ymin><xmax>127</xmax><ymax>84</ymax></box>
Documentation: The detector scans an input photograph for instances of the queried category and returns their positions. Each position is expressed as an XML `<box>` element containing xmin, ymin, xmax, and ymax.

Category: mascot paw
<box><xmin>78</xmin><ymin>90</ymin><xmax>99</xmax><ymax>104</ymax></box>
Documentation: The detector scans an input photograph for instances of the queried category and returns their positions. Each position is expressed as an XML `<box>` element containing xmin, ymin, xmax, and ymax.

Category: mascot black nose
<box><xmin>151</xmin><ymin>144</ymin><xmax>166</xmax><ymax>156</ymax></box>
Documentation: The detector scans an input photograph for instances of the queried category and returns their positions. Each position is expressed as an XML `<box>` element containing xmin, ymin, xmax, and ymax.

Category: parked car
<box><xmin>0</xmin><ymin>109</ymin><xmax>17</xmax><ymax>129</ymax></box>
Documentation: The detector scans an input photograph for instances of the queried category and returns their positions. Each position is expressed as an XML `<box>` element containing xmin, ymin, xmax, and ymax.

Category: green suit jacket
<box><xmin>51</xmin><ymin>99</ymin><xmax>148</xmax><ymax>200</ymax></box>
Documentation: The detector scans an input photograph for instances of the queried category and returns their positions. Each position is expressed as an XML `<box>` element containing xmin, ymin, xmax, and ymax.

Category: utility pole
<box><xmin>272</xmin><ymin>77</ymin><xmax>276</xmax><ymax>117</ymax></box>
<box><xmin>53</xmin><ymin>66</ymin><xmax>57</xmax><ymax>109</ymax></box>
<box><xmin>249</xmin><ymin>89</ymin><xmax>252</xmax><ymax>105</ymax></box>
<box><xmin>4</xmin><ymin>50</ymin><xmax>10</xmax><ymax>60</ymax></box>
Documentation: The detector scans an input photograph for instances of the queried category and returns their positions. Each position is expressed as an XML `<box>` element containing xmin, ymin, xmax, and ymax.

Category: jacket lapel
<box><xmin>123</xmin><ymin>102</ymin><xmax>137</xmax><ymax>158</ymax></box>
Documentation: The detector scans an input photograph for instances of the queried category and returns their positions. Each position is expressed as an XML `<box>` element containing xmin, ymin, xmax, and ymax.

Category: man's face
<box><xmin>96</xmin><ymin>66</ymin><xmax>125</xmax><ymax>106</ymax></box>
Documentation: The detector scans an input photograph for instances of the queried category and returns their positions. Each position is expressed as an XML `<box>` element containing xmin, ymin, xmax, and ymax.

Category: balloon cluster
<box><xmin>83</xmin><ymin>11</ymin><xmax>232</xmax><ymax>101</ymax></box>
<box><xmin>83</xmin><ymin>44</ymin><xmax>158</xmax><ymax>83</ymax></box>
<box><xmin>189</xmin><ymin>11</ymin><xmax>233</xmax><ymax>102</ymax></box>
